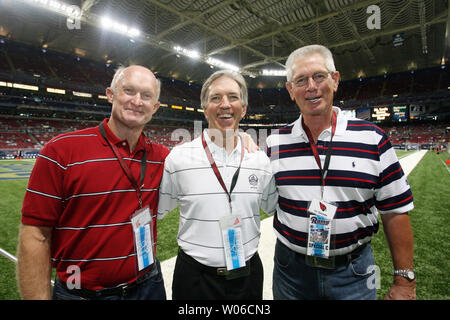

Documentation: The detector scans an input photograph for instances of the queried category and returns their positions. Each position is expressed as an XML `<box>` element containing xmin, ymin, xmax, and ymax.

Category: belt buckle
<box><xmin>117</xmin><ymin>281</ymin><xmax>134</xmax><ymax>297</ymax></box>
<box><xmin>217</xmin><ymin>268</ymin><xmax>229</xmax><ymax>276</ymax></box>
<box><xmin>305</xmin><ymin>255</ymin><xmax>335</xmax><ymax>269</ymax></box>
<box><xmin>312</xmin><ymin>256</ymin><xmax>319</xmax><ymax>266</ymax></box>
<box><xmin>121</xmin><ymin>285</ymin><xmax>129</xmax><ymax>297</ymax></box>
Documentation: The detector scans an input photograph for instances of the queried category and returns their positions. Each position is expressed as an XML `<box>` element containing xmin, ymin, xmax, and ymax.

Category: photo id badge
<box><xmin>306</xmin><ymin>214</ymin><xmax>331</xmax><ymax>258</ymax></box>
<box><xmin>219</xmin><ymin>214</ymin><xmax>246</xmax><ymax>271</ymax></box>
<box><xmin>305</xmin><ymin>200</ymin><xmax>338</xmax><ymax>268</ymax></box>
<box><xmin>131</xmin><ymin>206</ymin><xmax>154</xmax><ymax>271</ymax></box>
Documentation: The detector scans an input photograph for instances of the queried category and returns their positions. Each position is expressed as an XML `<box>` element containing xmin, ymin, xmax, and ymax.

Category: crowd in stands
<box><xmin>381</xmin><ymin>122</ymin><xmax>450</xmax><ymax>149</ymax></box>
<box><xmin>0</xmin><ymin>38</ymin><xmax>449</xmax><ymax>156</ymax></box>
<box><xmin>0</xmin><ymin>117</ymin><xmax>185</xmax><ymax>154</ymax></box>
<box><xmin>1</xmin><ymin>115</ymin><xmax>448</xmax><ymax>158</ymax></box>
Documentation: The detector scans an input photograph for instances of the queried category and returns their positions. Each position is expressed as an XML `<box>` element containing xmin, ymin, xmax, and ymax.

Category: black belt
<box><xmin>56</xmin><ymin>263</ymin><xmax>155</xmax><ymax>298</ymax></box>
<box><xmin>300</xmin><ymin>242</ymin><xmax>369</xmax><ymax>268</ymax></box>
<box><xmin>275</xmin><ymin>240</ymin><xmax>369</xmax><ymax>269</ymax></box>
<box><xmin>178</xmin><ymin>249</ymin><xmax>254</xmax><ymax>280</ymax></box>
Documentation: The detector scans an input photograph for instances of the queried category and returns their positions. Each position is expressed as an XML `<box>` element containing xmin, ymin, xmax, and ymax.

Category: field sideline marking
<box><xmin>397</xmin><ymin>150</ymin><xmax>418</xmax><ymax>160</ymax></box>
<box><xmin>0</xmin><ymin>248</ymin><xmax>55</xmax><ymax>287</ymax></box>
<box><xmin>0</xmin><ymin>248</ymin><xmax>17</xmax><ymax>263</ymax></box>
<box><xmin>440</xmin><ymin>159</ymin><xmax>450</xmax><ymax>174</ymax></box>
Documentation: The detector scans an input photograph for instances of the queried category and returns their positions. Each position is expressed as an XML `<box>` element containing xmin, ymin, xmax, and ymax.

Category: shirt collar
<box><xmin>203</xmin><ymin>129</ymin><xmax>242</xmax><ymax>158</ymax></box>
<box><xmin>292</xmin><ymin>106</ymin><xmax>347</xmax><ymax>141</ymax></box>
<box><xmin>98</xmin><ymin>118</ymin><xmax>146</xmax><ymax>154</ymax></box>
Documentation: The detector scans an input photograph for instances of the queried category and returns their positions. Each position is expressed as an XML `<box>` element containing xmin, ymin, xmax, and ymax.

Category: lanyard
<box><xmin>99</xmin><ymin>122</ymin><xmax>147</xmax><ymax>209</ymax></box>
<box><xmin>201</xmin><ymin>131</ymin><xmax>245</xmax><ymax>214</ymax></box>
<box><xmin>301</xmin><ymin>111</ymin><xmax>337</xmax><ymax>198</ymax></box>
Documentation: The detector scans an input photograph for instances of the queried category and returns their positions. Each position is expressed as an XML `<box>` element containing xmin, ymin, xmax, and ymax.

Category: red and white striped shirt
<box><xmin>21</xmin><ymin>119</ymin><xmax>169</xmax><ymax>290</ymax></box>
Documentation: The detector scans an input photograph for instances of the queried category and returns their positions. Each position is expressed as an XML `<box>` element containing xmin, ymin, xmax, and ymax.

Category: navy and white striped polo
<box><xmin>266</xmin><ymin>107</ymin><xmax>414</xmax><ymax>256</ymax></box>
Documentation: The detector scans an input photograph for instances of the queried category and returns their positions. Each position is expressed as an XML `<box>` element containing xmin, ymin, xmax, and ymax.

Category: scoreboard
<box><xmin>392</xmin><ymin>105</ymin><xmax>408</xmax><ymax>121</ymax></box>
<box><xmin>354</xmin><ymin>105</ymin><xmax>413</xmax><ymax>123</ymax></box>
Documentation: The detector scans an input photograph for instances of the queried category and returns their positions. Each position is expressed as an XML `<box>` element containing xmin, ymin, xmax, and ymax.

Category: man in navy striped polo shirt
<box><xmin>267</xmin><ymin>45</ymin><xmax>415</xmax><ymax>300</ymax></box>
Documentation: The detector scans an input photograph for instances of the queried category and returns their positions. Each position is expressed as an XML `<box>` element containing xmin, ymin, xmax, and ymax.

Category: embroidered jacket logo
<box><xmin>248</xmin><ymin>174</ymin><xmax>258</xmax><ymax>186</ymax></box>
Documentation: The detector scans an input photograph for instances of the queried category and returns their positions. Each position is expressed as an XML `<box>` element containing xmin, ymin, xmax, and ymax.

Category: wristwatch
<box><xmin>394</xmin><ymin>269</ymin><xmax>415</xmax><ymax>281</ymax></box>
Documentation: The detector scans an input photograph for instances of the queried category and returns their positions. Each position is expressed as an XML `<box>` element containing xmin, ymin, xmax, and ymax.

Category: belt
<box><xmin>298</xmin><ymin>242</ymin><xmax>369</xmax><ymax>269</ymax></box>
<box><xmin>56</xmin><ymin>263</ymin><xmax>155</xmax><ymax>298</ymax></box>
<box><xmin>178</xmin><ymin>249</ymin><xmax>253</xmax><ymax>280</ymax></box>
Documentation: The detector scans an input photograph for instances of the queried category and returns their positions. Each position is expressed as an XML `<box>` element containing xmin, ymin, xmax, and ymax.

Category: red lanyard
<box><xmin>201</xmin><ymin>131</ymin><xmax>244</xmax><ymax>213</ymax></box>
<box><xmin>301</xmin><ymin>111</ymin><xmax>337</xmax><ymax>191</ymax></box>
<box><xmin>99</xmin><ymin>122</ymin><xmax>147</xmax><ymax>209</ymax></box>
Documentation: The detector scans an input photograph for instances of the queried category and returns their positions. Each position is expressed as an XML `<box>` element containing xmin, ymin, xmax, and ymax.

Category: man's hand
<box><xmin>384</xmin><ymin>279</ymin><xmax>416</xmax><ymax>300</ymax></box>
<box><xmin>239</xmin><ymin>132</ymin><xmax>259</xmax><ymax>153</ymax></box>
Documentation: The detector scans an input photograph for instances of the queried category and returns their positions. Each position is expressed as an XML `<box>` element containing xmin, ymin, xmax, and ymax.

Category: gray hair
<box><xmin>200</xmin><ymin>70</ymin><xmax>248</xmax><ymax>109</ymax></box>
<box><xmin>285</xmin><ymin>44</ymin><xmax>336</xmax><ymax>81</ymax></box>
<box><xmin>110</xmin><ymin>65</ymin><xmax>161</xmax><ymax>100</ymax></box>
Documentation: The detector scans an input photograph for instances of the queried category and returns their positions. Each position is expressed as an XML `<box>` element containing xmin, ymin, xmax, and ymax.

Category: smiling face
<box><xmin>204</xmin><ymin>75</ymin><xmax>247</xmax><ymax>135</ymax></box>
<box><xmin>286</xmin><ymin>52</ymin><xmax>340</xmax><ymax>119</ymax></box>
<box><xmin>106</xmin><ymin>66</ymin><xmax>160</xmax><ymax>131</ymax></box>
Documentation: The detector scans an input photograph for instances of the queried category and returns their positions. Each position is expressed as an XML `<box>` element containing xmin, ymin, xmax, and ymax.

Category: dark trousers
<box><xmin>52</xmin><ymin>259</ymin><xmax>166</xmax><ymax>300</ymax></box>
<box><xmin>172</xmin><ymin>250</ymin><xmax>263</xmax><ymax>300</ymax></box>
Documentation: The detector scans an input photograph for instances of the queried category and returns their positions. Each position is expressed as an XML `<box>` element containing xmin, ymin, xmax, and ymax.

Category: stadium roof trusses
<box><xmin>0</xmin><ymin>0</ymin><xmax>448</xmax><ymax>88</ymax></box>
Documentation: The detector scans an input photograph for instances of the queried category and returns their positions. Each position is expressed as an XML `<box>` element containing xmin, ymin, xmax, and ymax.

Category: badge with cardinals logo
<box><xmin>308</xmin><ymin>199</ymin><xmax>337</xmax><ymax>220</ymax></box>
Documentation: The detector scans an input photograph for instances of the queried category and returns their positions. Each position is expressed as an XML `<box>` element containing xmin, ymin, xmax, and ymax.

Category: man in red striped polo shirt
<box><xmin>17</xmin><ymin>65</ymin><xmax>170</xmax><ymax>300</ymax></box>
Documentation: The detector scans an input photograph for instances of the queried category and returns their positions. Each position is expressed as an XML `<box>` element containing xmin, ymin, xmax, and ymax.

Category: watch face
<box><xmin>407</xmin><ymin>270</ymin><xmax>415</xmax><ymax>280</ymax></box>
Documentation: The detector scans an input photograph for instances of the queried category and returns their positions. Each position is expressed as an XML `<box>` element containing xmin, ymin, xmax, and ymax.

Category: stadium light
<box><xmin>206</xmin><ymin>57</ymin><xmax>239</xmax><ymax>72</ymax></box>
<box><xmin>262</xmin><ymin>69</ymin><xmax>286</xmax><ymax>76</ymax></box>
<box><xmin>0</xmin><ymin>81</ymin><xmax>39</xmax><ymax>91</ymax></box>
<box><xmin>100</xmin><ymin>16</ymin><xmax>141</xmax><ymax>38</ymax></box>
<box><xmin>20</xmin><ymin>0</ymin><xmax>82</xmax><ymax>19</ymax></box>
<box><xmin>173</xmin><ymin>46</ymin><xmax>200</xmax><ymax>60</ymax></box>
<box><xmin>47</xmin><ymin>87</ymin><xmax>66</xmax><ymax>94</ymax></box>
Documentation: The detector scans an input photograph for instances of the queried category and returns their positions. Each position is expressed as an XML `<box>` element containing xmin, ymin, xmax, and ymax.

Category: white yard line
<box><xmin>440</xmin><ymin>159</ymin><xmax>450</xmax><ymax>174</ymax></box>
<box><xmin>0</xmin><ymin>247</ymin><xmax>54</xmax><ymax>287</ymax></box>
<box><xmin>0</xmin><ymin>248</ymin><xmax>17</xmax><ymax>263</ymax></box>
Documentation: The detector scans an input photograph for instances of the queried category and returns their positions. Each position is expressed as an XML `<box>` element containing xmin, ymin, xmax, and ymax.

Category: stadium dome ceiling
<box><xmin>0</xmin><ymin>0</ymin><xmax>448</xmax><ymax>88</ymax></box>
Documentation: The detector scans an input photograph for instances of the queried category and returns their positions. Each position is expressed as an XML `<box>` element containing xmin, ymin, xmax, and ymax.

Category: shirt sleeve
<box><xmin>157</xmin><ymin>152</ymin><xmax>178</xmax><ymax>219</ymax></box>
<box><xmin>261</xmin><ymin>174</ymin><xmax>278</xmax><ymax>215</ymax></box>
<box><xmin>21</xmin><ymin>141</ymin><xmax>65</xmax><ymax>226</ymax></box>
<box><xmin>375</xmin><ymin>132</ymin><xmax>414</xmax><ymax>214</ymax></box>
<box><xmin>258</xmin><ymin>152</ymin><xmax>278</xmax><ymax>215</ymax></box>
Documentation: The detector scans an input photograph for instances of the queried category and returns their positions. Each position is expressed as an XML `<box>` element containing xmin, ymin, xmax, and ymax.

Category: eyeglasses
<box><xmin>290</xmin><ymin>71</ymin><xmax>333</xmax><ymax>88</ymax></box>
